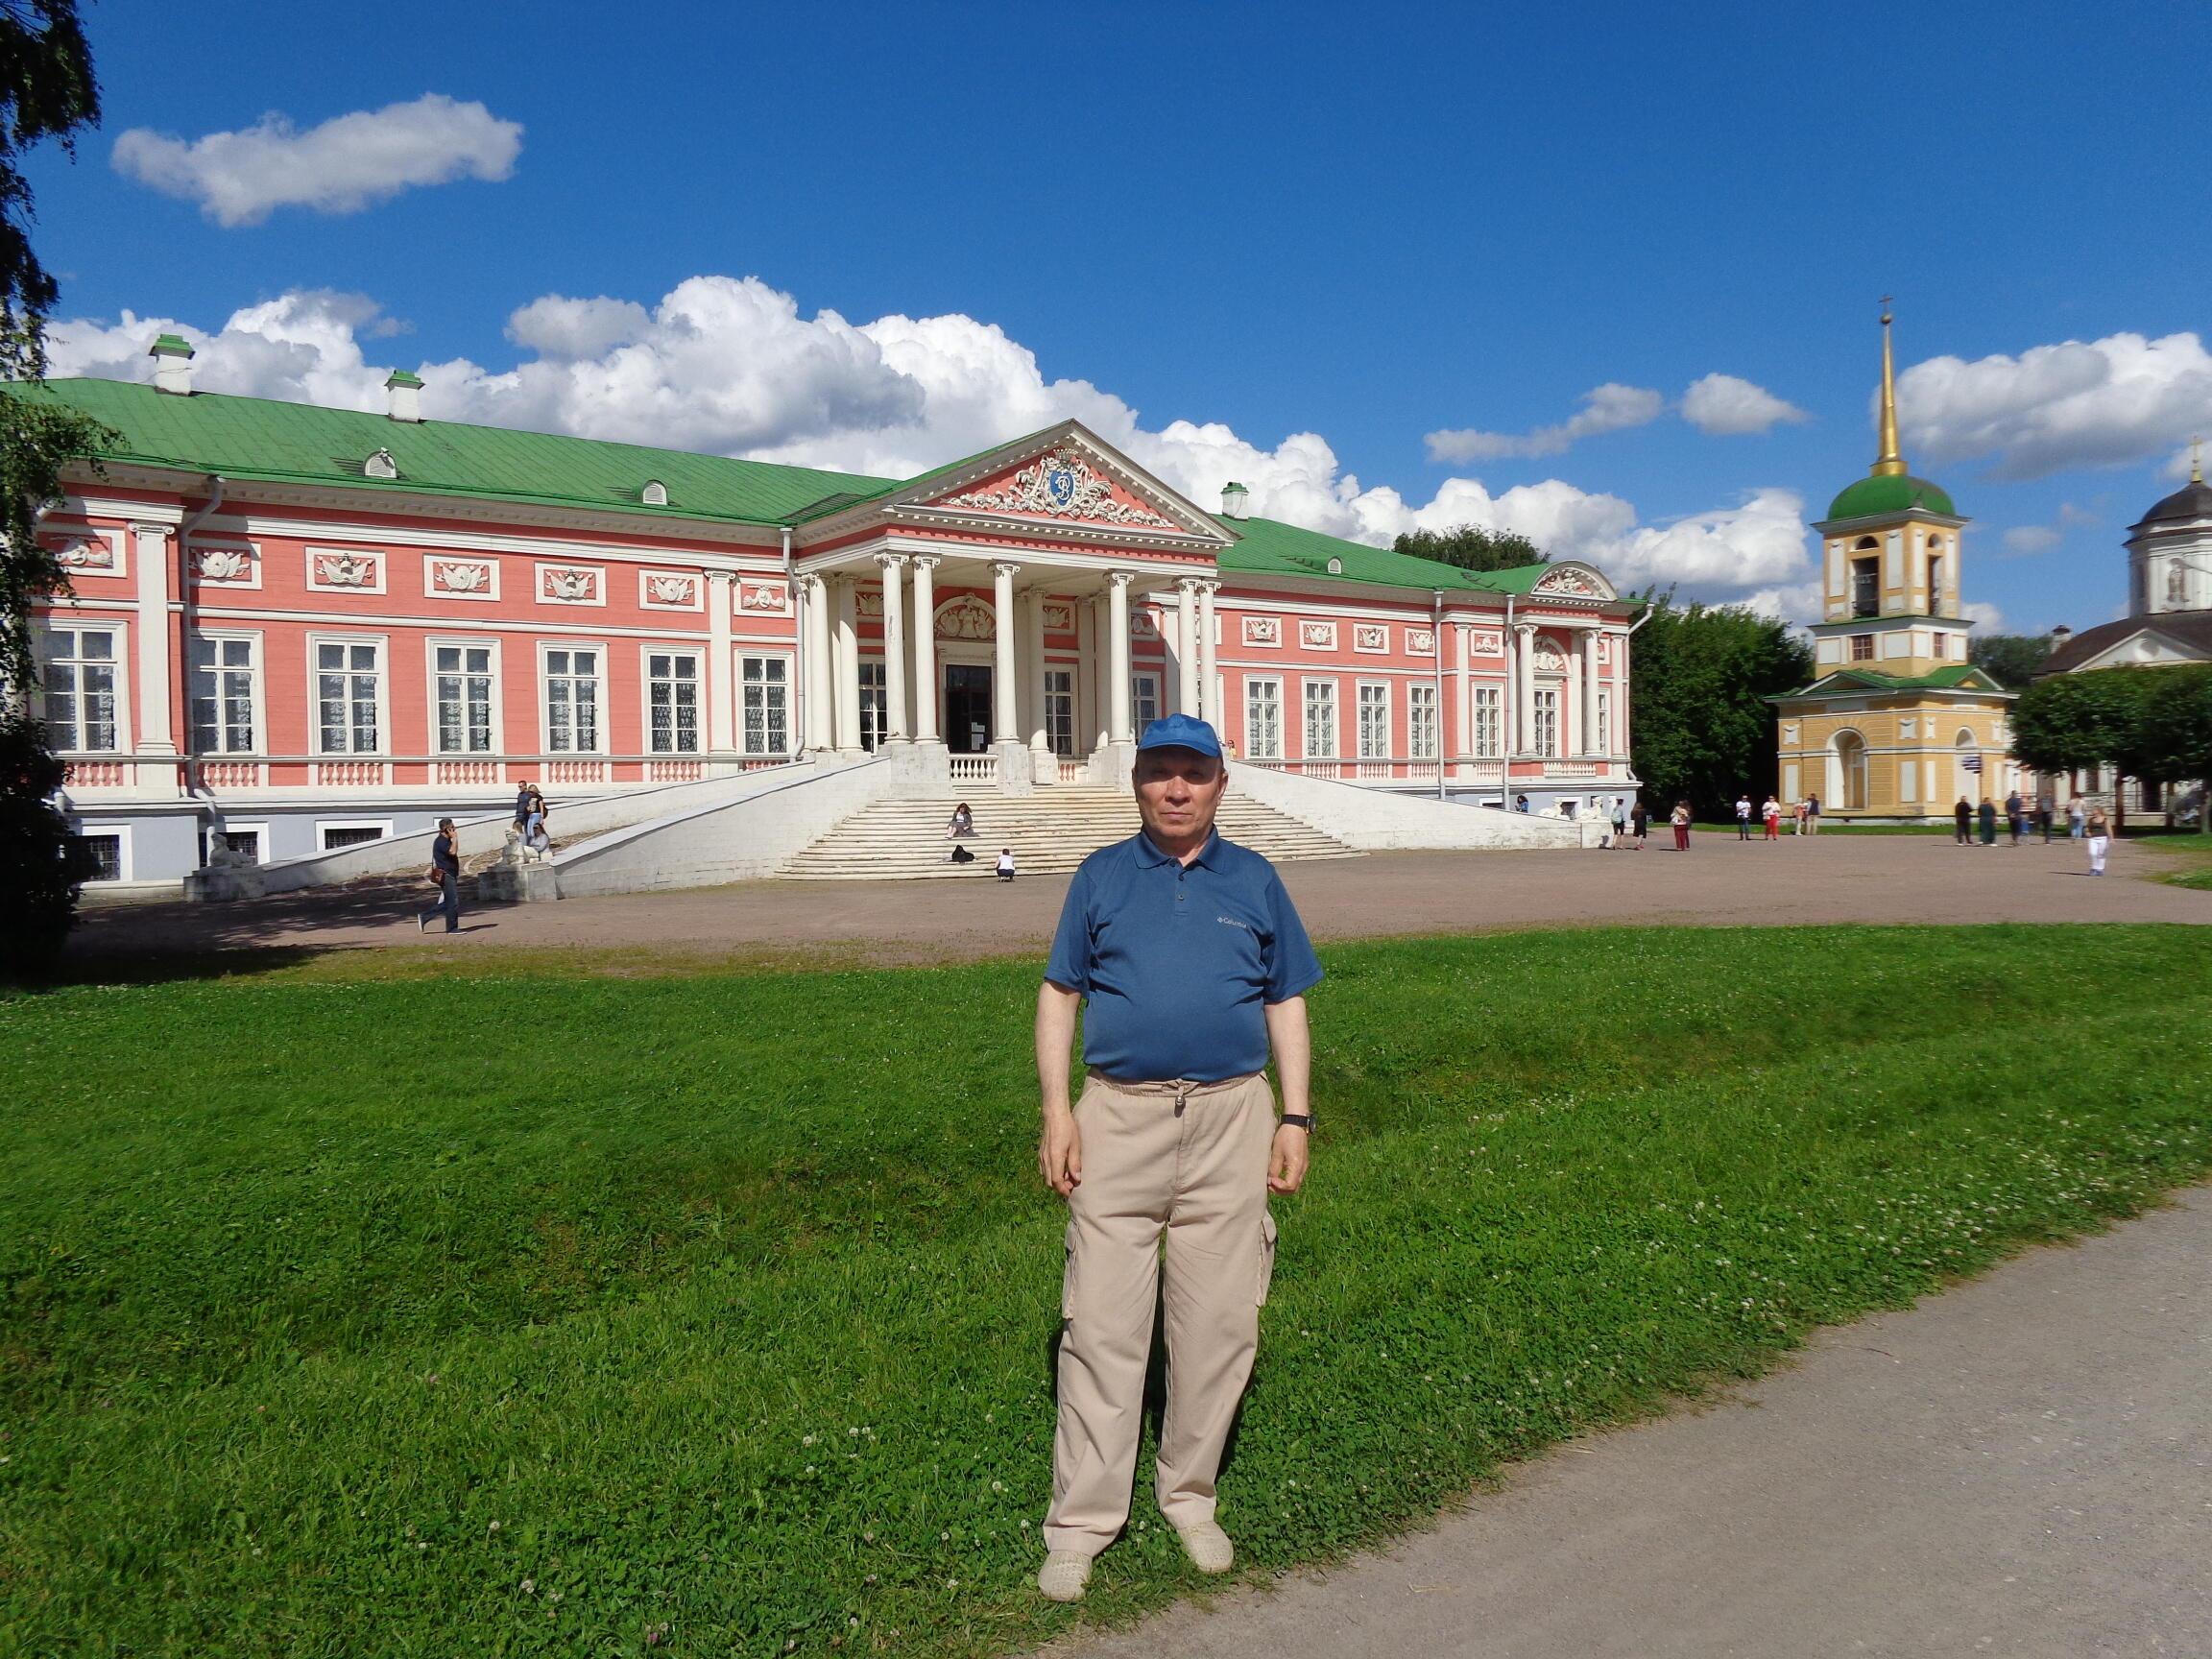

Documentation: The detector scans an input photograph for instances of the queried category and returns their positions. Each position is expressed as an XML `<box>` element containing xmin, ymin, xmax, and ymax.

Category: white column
<box><xmin>1108</xmin><ymin>571</ymin><xmax>1134</xmax><ymax>744</ymax></box>
<box><xmin>1196</xmin><ymin>581</ymin><xmax>1219</xmax><ymax>728</ymax></box>
<box><xmin>1512</xmin><ymin>624</ymin><xmax>1535</xmax><ymax>754</ymax></box>
<box><xmin>132</xmin><ymin>521</ymin><xmax>178</xmax><ymax>758</ymax></box>
<box><xmin>1453</xmin><ymin>621</ymin><xmax>1472</xmax><ymax>773</ymax></box>
<box><xmin>1174</xmin><ymin>579</ymin><xmax>1200</xmax><ymax>716</ymax></box>
<box><xmin>992</xmin><ymin>561</ymin><xmax>1020</xmax><ymax>743</ymax></box>
<box><xmin>1614</xmin><ymin>626</ymin><xmax>1630</xmax><ymax>757</ymax></box>
<box><xmin>833</xmin><ymin>575</ymin><xmax>862</xmax><ymax>752</ymax></box>
<box><xmin>910</xmin><ymin>557</ymin><xmax>939</xmax><ymax>743</ymax></box>
<box><xmin>1583</xmin><ymin>627</ymin><xmax>1605</xmax><ymax>755</ymax></box>
<box><xmin>876</xmin><ymin>554</ymin><xmax>908</xmax><ymax>742</ymax></box>
<box><xmin>1027</xmin><ymin>591</ymin><xmax>1051</xmax><ymax>758</ymax></box>
<box><xmin>804</xmin><ymin>575</ymin><xmax>833</xmax><ymax>751</ymax></box>
<box><xmin>1564</xmin><ymin>633</ymin><xmax>1583</xmax><ymax>757</ymax></box>
<box><xmin>1079</xmin><ymin>596</ymin><xmax>1102</xmax><ymax>750</ymax></box>
<box><xmin>706</xmin><ymin>571</ymin><xmax>736</xmax><ymax>755</ymax></box>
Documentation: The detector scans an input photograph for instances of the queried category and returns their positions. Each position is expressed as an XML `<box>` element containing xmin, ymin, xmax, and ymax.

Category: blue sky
<box><xmin>29</xmin><ymin>0</ymin><xmax>2212</xmax><ymax>633</ymax></box>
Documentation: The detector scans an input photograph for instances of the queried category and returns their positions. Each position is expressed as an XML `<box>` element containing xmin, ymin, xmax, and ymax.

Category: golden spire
<box><xmin>1871</xmin><ymin>298</ymin><xmax>1906</xmax><ymax>477</ymax></box>
<box><xmin>2192</xmin><ymin>434</ymin><xmax>2203</xmax><ymax>485</ymax></box>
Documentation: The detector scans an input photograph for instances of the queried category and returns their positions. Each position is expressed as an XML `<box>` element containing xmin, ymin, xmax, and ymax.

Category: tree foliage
<box><xmin>1968</xmin><ymin>632</ymin><xmax>2053</xmax><ymax>692</ymax></box>
<box><xmin>2008</xmin><ymin>668</ymin><xmax>2164</xmax><ymax>780</ymax></box>
<box><xmin>0</xmin><ymin>0</ymin><xmax>103</xmax><ymax>974</ymax></box>
<box><xmin>1393</xmin><ymin>524</ymin><xmax>1550</xmax><ymax>573</ymax></box>
<box><xmin>2137</xmin><ymin>665</ymin><xmax>2212</xmax><ymax>831</ymax></box>
<box><xmin>1628</xmin><ymin>590</ymin><xmax>1813</xmax><ymax>817</ymax></box>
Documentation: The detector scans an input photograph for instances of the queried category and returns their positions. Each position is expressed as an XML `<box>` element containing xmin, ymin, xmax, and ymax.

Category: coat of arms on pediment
<box><xmin>934</xmin><ymin>447</ymin><xmax>1178</xmax><ymax>531</ymax></box>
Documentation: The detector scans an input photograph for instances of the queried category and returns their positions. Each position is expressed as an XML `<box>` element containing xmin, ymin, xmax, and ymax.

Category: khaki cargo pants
<box><xmin>1043</xmin><ymin>1069</ymin><xmax>1279</xmax><ymax>1556</ymax></box>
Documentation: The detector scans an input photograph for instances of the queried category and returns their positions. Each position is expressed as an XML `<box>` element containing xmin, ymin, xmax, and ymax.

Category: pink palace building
<box><xmin>30</xmin><ymin>340</ymin><xmax>1642</xmax><ymax>888</ymax></box>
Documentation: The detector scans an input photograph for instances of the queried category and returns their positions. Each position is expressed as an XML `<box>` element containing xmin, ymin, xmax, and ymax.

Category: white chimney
<box><xmin>1220</xmin><ymin>480</ymin><xmax>1249</xmax><ymax>520</ymax></box>
<box><xmin>150</xmin><ymin>333</ymin><xmax>195</xmax><ymax>396</ymax></box>
<box><xmin>384</xmin><ymin>370</ymin><xmax>423</xmax><ymax>422</ymax></box>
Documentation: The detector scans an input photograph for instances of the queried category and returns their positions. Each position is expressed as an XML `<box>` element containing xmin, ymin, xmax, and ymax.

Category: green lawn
<box><xmin>2135</xmin><ymin>833</ymin><xmax>2212</xmax><ymax>890</ymax></box>
<box><xmin>5</xmin><ymin>926</ymin><xmax>2211</xmax><ymax>1657</ymax></box>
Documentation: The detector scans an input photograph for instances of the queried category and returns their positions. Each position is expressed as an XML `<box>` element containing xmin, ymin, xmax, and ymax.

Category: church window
<box><xmin>1851</xmin><ymin>558</ymin><xmax>1880</xmax><ymax>617</ymax></box>
<box><xmin>1850</xmin><ymin>634</ymin><xmax>1875</xmax><ymax>661</ymax></box>
<box><xmin>1932</xmin><ymin>631</ymin><xmax>1949</xmax><ymax>660</ymax></box>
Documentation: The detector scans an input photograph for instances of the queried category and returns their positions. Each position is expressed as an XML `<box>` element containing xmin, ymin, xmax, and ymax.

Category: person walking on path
<box><xmin>1034</xmin><ymin>712</ymin><xmax>1320</xmax><ymax>1604</ymax></box>
<box><xmin>2086</xmin><ymin>807</ymin><xmax>2112</xmax><ymax>877</ymax></box>
<box><xmin>2069</xmin><ymin>797</ymin><xmax>2087</xmax><ymax>839</ymax></box>
<box><xmin>1954</xmin><ymin>796</ymin><xmax>1974</xmax><ymax>846</ymax></box>
<box><xmin>1609</xmin><ymin>796</ymin><xmax>1627</xmax><ymax>850</ymax></box>
<box><xmin>1979</xmin><ymin>797</ymin><xmax>1999</xmax><ymax>846</ymax></box>
<box><xmin>416</xmin><ymin>818</ymin><xmax>461</xmax><ymax>933</ymax></box>
<box><xmin>2006</xmin><ymin>789</ymin><xmax>2026</xmax><ymax>846</ymax></box>
<box><xmin>512</xmin><ymin>781</ymin><xmax>533</xmax><ymax>830</ymax></box>
<box><xmin>1735</xmin><ymin>794</ymin><xmax>1753</xmax><ymax>840</ymax></box>
<box><xmin>1762</xmin><ymin>795</ymin><xmax>1782</xmax><ymax>840</ymax></box>
<box><xmin>1805</xmin><ymin>794</ymin><xmax>1821</xmax><ymax>835</ymax></box>
<box><xmin>1629</xmin><ymin>797</ymin><xmax>1647</xmax><ymax>850</ymax></box>
<box><xmin>2037</xmin><ymin>792</ymin><xmax>2056</xmax><ymax>843</ymax></box>
<box><xmin>1670</xmin><ymin>801</ymin><xmax>1693</xmax><ymax>851</ymax></box>
<box><xmin>1792</xmin><ymin>797</ymin><xmax>1809</xmax><ymax>835</ymax></box>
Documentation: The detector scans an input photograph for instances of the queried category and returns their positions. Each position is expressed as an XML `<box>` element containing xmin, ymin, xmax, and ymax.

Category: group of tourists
<box><xmin>945</xmin><ymin>802</ymin><xmax>1018</xmax><ymax>879</ymax></box>
<box><xmin>1953</xmin><ymin>790</ymin><xmax>2112</xmax><ymax>873</ymax></box>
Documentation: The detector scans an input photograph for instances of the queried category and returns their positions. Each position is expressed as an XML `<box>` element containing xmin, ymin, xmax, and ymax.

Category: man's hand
<box><xmin>1040</xmin><ymin>1107</ymin><xmax>1083</xmax><ymax>1196</ymax></box>
<box><xmin>1267</xmin><ymin>1124</ymin><xmax>1309</xmax><ymax>1194</ymax></box>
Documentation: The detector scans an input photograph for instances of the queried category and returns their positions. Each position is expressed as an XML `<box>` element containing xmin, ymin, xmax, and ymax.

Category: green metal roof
<box><xmin>1825</xmin><ymin>472</ymin><xmax>1957</xmax><ymax>522</ymax></box>
<box><xmin>1778</xmin><ymin>663</ymin><xmax>2006</xmax><ymax>698</ymax></box>
<box><xmin>28</xmin><ymin>377</ymin><xmax>896</xmax><ymax>528</ymax></box>
<box><xmin>1213</xmin><ymin>511</ymin><xmax>1559</xmax><ymax>595</ymax></box>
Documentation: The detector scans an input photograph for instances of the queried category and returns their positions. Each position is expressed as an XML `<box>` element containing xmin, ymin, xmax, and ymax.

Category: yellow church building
<box><xmin>1773</xmin><ymin>313</ymin><xmax>2016</xmax><ymax>821</ymax></box>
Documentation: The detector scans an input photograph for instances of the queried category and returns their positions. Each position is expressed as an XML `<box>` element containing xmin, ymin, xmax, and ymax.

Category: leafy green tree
<box><xmin>1627</xmin><ymin>590</ymin><xmax>1813</xmax><ymax>819</ymax></box>
<box><xmin>0</xmin><ymin>1</ymin><xmax>108</xmax><ymax>974</ymax></box>
<box><xmin>1968</xmin><ymin>632</ymin><xmax>2053</xmax><ymax>692</ymax></box>
<box><xmin>1393</xmin><ymin>524</ymin><xmax>1549</xmax><ymax>573</ymax></box>
<box><xmin>2009</xmin><ymin>667</ymin><xmax>2167</xmax><ymax>832</ymax></box>
<box><xmin>2137</xmin><ymin>663</ymin><xmax>2212</xmax><ymax>833</ymax></box>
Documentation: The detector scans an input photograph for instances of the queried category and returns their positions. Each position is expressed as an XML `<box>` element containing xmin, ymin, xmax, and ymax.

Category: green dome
<box><xmin>1826</xmin><ymin>472</ymin><xmax>1956</xmax><ymax>521</ymax></box>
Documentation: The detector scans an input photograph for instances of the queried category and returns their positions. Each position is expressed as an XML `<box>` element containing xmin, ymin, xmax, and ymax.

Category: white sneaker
<box><xmin>1175</xmin><ymin>1521</ymin><xmax>1235</xmax><ymax>1575</ymax></box>
<box><xmin>1037</xmin><ymin>1550</ymin><xmax>1092</xmax><ymax>1602</ymax></box>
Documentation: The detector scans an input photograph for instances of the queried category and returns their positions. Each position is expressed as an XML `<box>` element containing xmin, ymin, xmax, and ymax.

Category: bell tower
<box><xmin>1809</xmin><ymin>305</ymin><xmax>1970</xmax><ymax>679</ymax></box>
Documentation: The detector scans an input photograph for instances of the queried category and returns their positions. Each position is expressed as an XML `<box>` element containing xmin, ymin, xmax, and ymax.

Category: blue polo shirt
<box><xmin>1045</xmin><ymin>830</ymin><xmax>1323</xmax><ymax>1084</ymax></box>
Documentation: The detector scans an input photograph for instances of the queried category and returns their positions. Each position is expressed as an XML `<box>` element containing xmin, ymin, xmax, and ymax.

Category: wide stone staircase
<box><xmin>779</xmin><ymin>786</ymin><xmax>1360</xmax><ymax>879</ymax></box>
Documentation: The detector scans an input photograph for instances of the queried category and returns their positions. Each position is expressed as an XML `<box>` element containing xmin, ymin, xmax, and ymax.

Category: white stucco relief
<box><xmin>938</xmin><ymin>448</ymin><xmax>1177</xmax><ymax>530</ymax></box>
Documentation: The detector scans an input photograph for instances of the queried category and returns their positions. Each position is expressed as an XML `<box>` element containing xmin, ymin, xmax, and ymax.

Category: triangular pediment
<box><xmin>2072</xmin><ymin>624</ymin><xmax>2212</xmax><ymax>672</ymax></box>
<box><xmin>1529</xmin><ymin>561</ymin><xmax>1617</xmax><ymax>602</ymax></box>
<box><xmin>891</xmin><ymin>422</ymin><xmax>1231</xmax><ymax>546</ymax></box>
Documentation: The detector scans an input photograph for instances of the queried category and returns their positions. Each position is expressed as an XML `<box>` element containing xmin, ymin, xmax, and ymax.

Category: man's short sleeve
<box><xmin>1263</xmin><ymin>873</ymin><xmax>1323</xmax><ymax>1002</ymax></box>
<box><xmin>1045</xmin><ymin>864</ymin><xmax>1094</xmax><ymax>993</ymax></box>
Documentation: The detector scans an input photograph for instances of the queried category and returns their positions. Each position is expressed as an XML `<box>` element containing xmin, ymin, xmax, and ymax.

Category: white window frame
<box><xmin>318</xmin><ymin>818</ymin><xmax>396</xmax><ymax>852</ymax></box>
<box><xmin>857</xmin><ymin>659</ymin><xmax>889</xmax><ymax>752</ymax></box>
<box><xmin>71</xmin><ymin>821</ymin><xmax>132</xmax><ymax>883</ymax></box>
<box><xmin>426</xmin><ymin>637</ymin><xmax>502</xmax><ymax>757</ymax></box>
<box><xmin>1244</xmin><ymin>675</ymin><xmax>1284</xmax><ymax>760</ymax></box>
<box><xmin>201</xmin><ymin>820</ymin><xmax>272</xmax><ymax>868</ymax></box>
<box><xmin>38</xmin><ymin>619</ymin><xmax>131</xmax><ymax>754</ymax></box>
<box><xmin>1473</xmin><ymin>684</ymin><xmax>1503</xmax><ymax>758</ymax></box>
<box><xmin>1045</xmin><ymin>667</ymin><xmax>1075</xmax><ymax>758</ymax></box>
<box><xmin>1407</xmin><ymin>681</ymin><xmax>1438</xmax><ymax>761</ymax></box>
<box><xmin>1597</xmin><ymin>689</ymin><xmax>1611</xmax><ymax>755</ymax></box>
<box><xmin>1532</xmin><ymin>686</ymin><xmax>1560</xmax><ymax>758</ymax></box>
<box><xmin>1302</xmin><ymin>678</ymin><xmax>1338</xmax><ymax>759</ymax></box>
<box><xmin>738</xmin><ymin>652</ymin><xmax>793</xmax><ymax>757</ymax></box>
<box><xmin>540</xmin><ymin>640</ymin><xmax>608</xmax><ymax>757</ymax></box>
<box><xmin>188</xmin><ymin>629</ymin><xmax>263</xmax><ymax>757</ymax></box>
<box><xmin>308</xmin><ymin>633</ymin><xmax>390</xmax><ymax>757</ymax></box>
<box><xmin>1131</xmin><ymin>672</ymin><xmax>1162</xmax><ymax>733</ymax></box>
<box><xmin>1356</xmin><ymin>680</ymin><xmax>1391</xmax><ymax>759</ymax></box>
<box><xmin>641</xmin><ymin>643</ymin><xmax>703</xmax><ymax>757</ymax></box>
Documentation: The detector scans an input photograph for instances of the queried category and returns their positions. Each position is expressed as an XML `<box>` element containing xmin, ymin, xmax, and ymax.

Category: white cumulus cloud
<box><xmin>1896</xmin><ymin>331</ymin><xmax>2212</xmax><ymax>482</ymax></box>
<box><xmin>1681</xmin><ymin>373</ymin><xmax>1808</xmax><ymax>436</ymax></box>
<box><xmin>1426</xmin><ymin>382</ymin><xmax>1666</xmax><ymax>463</ymax></box>
<box><xmin>48</xmin><ymin>276</ymin><xmax>1814</xmax><ymax>605</ymax></box>
<box><xmin>112</xmin><ymin>93</ymin><xmax>523</xmax><ymax>227</ymax></box>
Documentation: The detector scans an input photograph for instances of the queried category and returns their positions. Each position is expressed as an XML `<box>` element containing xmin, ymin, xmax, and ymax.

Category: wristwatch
<box><xmin>1280</xmin><ymin>1113</ymin><xmax>1314</xmax><ymax>1133</ymax></box>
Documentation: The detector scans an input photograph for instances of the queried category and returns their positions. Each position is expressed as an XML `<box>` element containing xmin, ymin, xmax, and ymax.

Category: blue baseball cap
<box><xmin>1136</xmin><ymin>712</ymin><xmax>1222</xmax><ymax>758</ymax></box>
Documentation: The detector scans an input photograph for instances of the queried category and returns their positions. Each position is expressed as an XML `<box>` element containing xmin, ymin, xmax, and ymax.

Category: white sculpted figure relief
<box><xmin>314</xmin><ymin>550</ymin><xmax>379</xmax><ymax>588</ymax></box>
<box><xmin>542</xmin><ymin>566</ymin><xmax>599</xmax><ymax>602</ymax></box>
<box><xmin>1470</xmin><ymin>630</ymin><xmax>1503</xmax><ymax>654</ymax></box>
<box><xmin>194</xmin><ymin>547</ymin><xmax>252</xmax><ymax>582</ymax></box>
<box><xmin>1406</xmin><ymin>628</ymin><xmax>1435</xmax><ymax>654</ymax></box>
<box><xmin>646</xmin><ymin>574</ymin><xmax>697</xmax><ymax>606</ymax></box>
<box><xmin>740</xmin><ymin>582</ymin><xmax>788</xmax><ymax>613</ymax></box>
<box><xmin>435</xmin><ymin>561</ymin><xmax>490</xmax><ymax>592</ymax></box>
<box><xmin>1243</xmin><ymin>615</ymin><xmax>1280</xmax><ymax>646</ymax></box>
<box><xmin>856</xmin><ymin>589</ymin><xmax>885</xmax><ymax>618</ymax></box>
<box><xmin>1534</xmin><ymin>639</ymin><xmax>1568</xmax><ymax>672</ymax></box>
<box><xmin>1354</xmin><ymin>624</ymin><xmax>1387</xmax><ymax>651</ymax></box>
<box><xmin>1533</xmin><ymin>565</ymin><xmax>1604</xmax><ymax>598</ymax></box>
<box><xmin>1041</xmin><ymin>601</ymin><xmax>1074</xmax><ymax>632</ymax></box>
<box><xmin>1300</xmin><ymin>620</ymin><xmax>1336</xmax><ymax>650</ymax></box>
<box><xmin>938</xmin><ymin>448</ymin><xmax>1177</xmax><ymax>529</ymax></box>
<box><xmin>1131</xmin><ymin>610</ymin><xmax>1162</xmax><ymax>640</ymax></box>
<box><xmin>52</xmin><ymin>534</ymin><xmax>117</xmax><ymax>571</ymax></box>
<box><xmin>935</xmin><ymin>594</ymin><xmax>996</xmax><ymax>640</ymax></box>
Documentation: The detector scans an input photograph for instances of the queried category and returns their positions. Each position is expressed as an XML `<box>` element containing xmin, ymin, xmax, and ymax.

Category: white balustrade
<box><xmin>950</xmin><ymin>754</ymin><xmax>1000</xmax><ymax>785</ymax></box>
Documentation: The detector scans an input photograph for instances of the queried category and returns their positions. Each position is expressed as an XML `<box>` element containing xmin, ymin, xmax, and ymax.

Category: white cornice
<box><xmin>131</xmin><ymin>507</ymin><xmax>783</xmax><ymax>572</ymax></box>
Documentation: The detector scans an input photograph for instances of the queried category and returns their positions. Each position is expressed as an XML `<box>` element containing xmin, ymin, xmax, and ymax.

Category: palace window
<box><xmin>1245</xmin><ymin>677</ymin><xmax>1283</xmax><ymax>758</ymax></box>
<box><xmin>315</xmin><ymin>639</ymin><xmax>383</xmax><ymax>755</ymax></box>
<box><xmin>1045</xmin><ymin>669</ymin><xmax>1074</xmax><ymax>757</ymax></box>
<box><xmin>434</xmin><ymin>643</ymin><xmax>496</xmax><ymax>755</ymax></box>
<box><xmin>200</xmin><ymin>827</ymin><xmax>263</xmax><ymax>866</ymax></box>
<box><xmin>1303</xmin><ymin>680</ymin><xmax>1338</xmax><ymax>759</ymax></box>
<box><xmin>1597</xmin><ymin>689</ymin><xmax>1611</xmax><ymax>755</ymax></box>
<box><xmin>1131</xmin><ymin>673</ymin><xmax>1161</xmax><ymax>733</ymax></box>
<box><xmin>544</xmin><ymin>647</ymin><xmax>601</xmax><ymax>753</ymax></box>
<box><xmin>1407</xmin><ymin>682</ymin><xmax>1437</xmax><ymax>761</ymax></box>
<box><xmin>41</xmin><ymin>625</ymin><xmax>121</xmax><ymax>752</ymax></box>
<box><xmin>857</xmin><ymin>661</ymin><xmax>888</xmax><ymax>752</ymax></box>
<box><xmin>1850</xmin><ymin>634</ymin><xmax>1875</xmax><ymax>661</ymax></box>
<box><xmin>190</xmin><ymin>635</ymin><xmax>256</xmax><ymax>755</ymax></box>
<box><xmin>646</xmin><ymin>650</ymin><xmax>700</xmax><ymax>755</ymax></box>
<box><xmin>319</xmin><ymin>823</ymin><xmax>388</xmax><ymax>851</ymax></box>
<box><xmin>1473</xmin><ymin>685</ymin><xmax>1502</xmax><ymax>757</ymax></box>
<box><xmin>1532</xmin><ymin>687</ymin><xmax>1559</xmax><ymax>757</ymax></box>
<box><xmin>740</xmin><ymin>656</ymin><xmax>789</xmax><ymax>756</ymax></box>
<box><xmin>73</xmin><ymin>831</ymin><xmax>122</xmax><ymax>881</ymax></box>
<box><xmin>1357</xmin><ymin>682</ymin><xmax>1390</xmax><ymax>759</ymax></box>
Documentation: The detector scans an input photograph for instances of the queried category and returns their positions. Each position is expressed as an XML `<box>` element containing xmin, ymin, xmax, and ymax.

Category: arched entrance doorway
<box><xmin>1834</xmin><ymin>730</ymin><xmax>1868</xmax><ymax>811</ymax></box>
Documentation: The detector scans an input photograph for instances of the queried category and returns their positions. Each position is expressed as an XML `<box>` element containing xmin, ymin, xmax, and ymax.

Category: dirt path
<box><xmin>1051</xmin><ymin>1186</ymin><xmax>2212</xmax><ymax>1659</ymax></box>
<box><xmin>72</xmin><ymin>830</ymin><xmax>2211</xmax><ymax>966</ymax></box>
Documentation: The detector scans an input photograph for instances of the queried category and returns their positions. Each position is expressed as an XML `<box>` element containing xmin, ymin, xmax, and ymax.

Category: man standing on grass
<box><xmin>417</xmin><ymin>818</ymin><xmax>461</xmax><ymax>934</ymax></box>
<box><xmin>1034</xmin><ymin>713</ymin><xmax>1321</xmax><ymax>1604</ymax></box>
